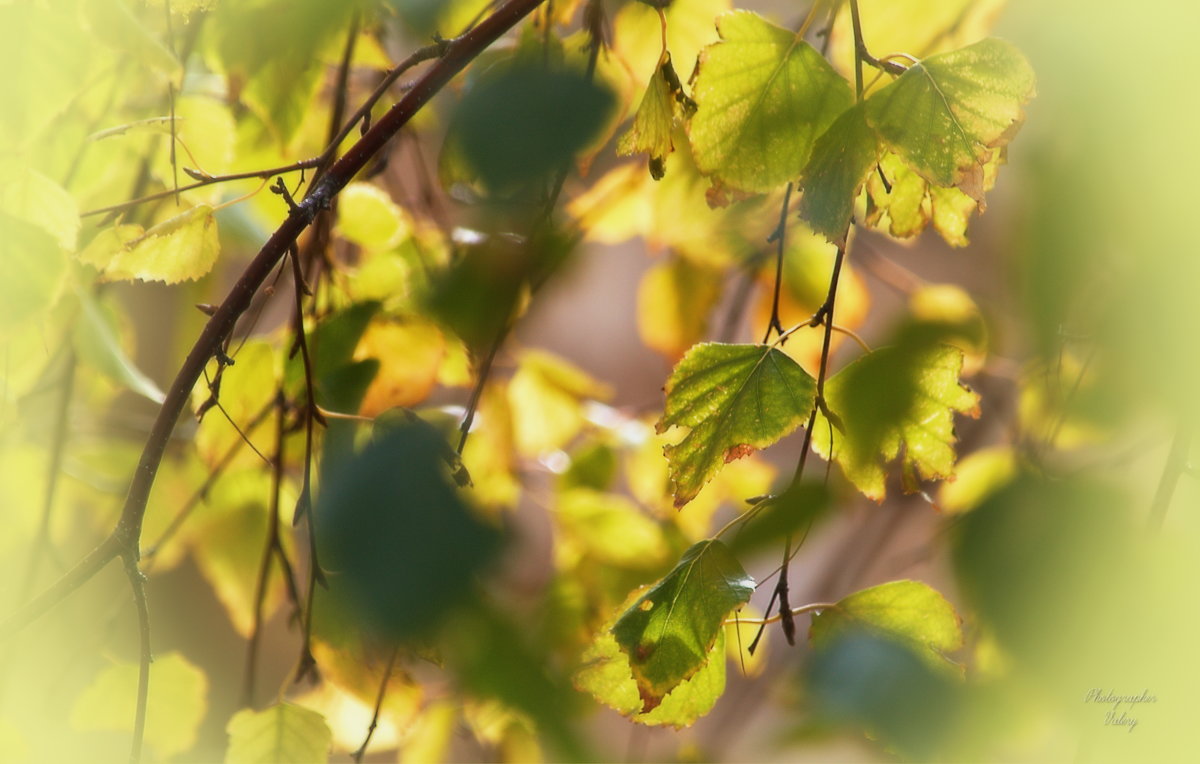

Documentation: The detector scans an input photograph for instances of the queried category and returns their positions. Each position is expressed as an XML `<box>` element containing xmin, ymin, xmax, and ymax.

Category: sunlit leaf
<box><xmin>810</xmin><ymin>580</ymin><xmax>964</xmax><ymax>670</ymax></box>
<box><xmin>828</xmin><ymin>0</ymin><xmax>1006</xmax><ymax>85</ymax></box>
<box><xmin>225</xmin><ymin>703</ymin><xmax>331</xmax><ymax>764</ymax></box>
<box><xmin>865</xmin><ymin>152</ymin><xmax>1002</xmax><ymax>245</ymax></box>
<box><xmin>937</xmin><ymin>445</ymin><xmax>1016</xmax><ymax>514</ymax></box>
<box><xmin>355</xmin><ymin>320</ymin><xmax>445</xmax><ymax>416</ymax></box>
<box><xmin>555</xmin><ymin>488</ymin><xmax>667</xmax><ymax>568</ymax></box>
<box><xmin>70</xmin><ymin>652</ymin><xmax>208</xmax><ymax>760</ymax></box>
<box><xmin>193</xmin><ymin>340</ymin><xmax>279</xmax><ymax>467</ymax></box>
<box><xmin>611</xmin><ymin>540</ymin><xmax>753</xmax><ymax>711</ymax></box>
<box><xmin>618</xmin><ymin>55</ymin><xmax>689</xmax><ymax>179</ymax></box>
<box><xmin>336</xmin><ymin>183</ymin><xmax>410</xmax><ymax>250</ymax></box>
<box><xmin>637</xmin><ymin>257</ymin><xmax>723</xmax><ymax>360</ymax></box>
<box><xmin>657</xmin><ymin>343</ymin><xmax>815</xmax><ymax>507</ymax></box>
<box><xmin>813</xmin><ymin>339</ymin><xmax>980</xmax><ymax>501</ymax></box>
<box><xmin>83</xmin><ymin>0</ymin><xmax>178</xmax><ymax>73</ymax></box>
<box><xmin>689</xmin><ymin>11</ymin><xmax>853</xmax><ymax>193</ymax></box>
<box><xmin>797</xmin><ymin>104</ymin><xmax>878</xmax><ymax>245</ymax></box>
<box><xmin>0</xmin><ymin>213</ymin><xmax>68</xmax><ymax>333</ymax></box>
<box><xmin>864</xmin><ymin>38</ymin><xmax>1035</xmax><ymax>199</ymax></box>
<box><xmin>0</xmin><ymin>161</ymin><xmax>80</xmax><ymax>251</ymax></box>
<box><xmin>577</xmin><ymin>625</ymin><xmax>726</xmax><ymax>728</ymax></box>
<box><xmin>508</xmin><ymin>350</ymin><xmax>612</xmax><ymax>456</ymax></box>
<box><xmin>87</xmin><ymin>205</ymin><xmax>220</xmax><ymax>284</ymax></box>
<box><xmin>174</xmin><ymin>95</ymin><xmax>237</xmax><ymax>180</ymax></box>
<box><xmin>190</xmin><ymin>468</ymin><xmax>290</xmax><ymax>636</ymax></box>
<box><xmin>612</xmin><ymin>0</ymin><xmax>729</xmax><ymax>94</ymax></box>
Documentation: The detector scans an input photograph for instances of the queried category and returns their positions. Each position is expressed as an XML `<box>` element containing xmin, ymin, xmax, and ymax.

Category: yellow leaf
<box><xmin>0</xmin><ymin>161</ymin><xmax>80</xmax><ymax>251</ymax></box>
<box><xmin>69</xmin><ymin>652</ymin><xmax>208</xmax><ymax>759</ymax></box>
<box><xmin>637</xmin><ymin>257</ymin><xmax>723</xmax><ymax>359</ymax></box>
<box><xmin>337</xmin><ymin>183</ymin><xmax>410</xmax><ymax>250</ymax></box>
<box><xmin>356</xmin><ymin>320</ymin><xmax>446</xmax><ymax>416</ymax></box>
<box><xmin>97</xmin><ymin>205</ymin><xmax>220</xmax><ymax>284</ymax></box>
<box><xmin>508</xmin><ymin>350</ymin><xmax>612</xmax><ymax>456</ymax></box>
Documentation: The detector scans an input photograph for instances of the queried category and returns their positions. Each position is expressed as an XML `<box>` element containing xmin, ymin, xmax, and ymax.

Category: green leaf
<box><xmin>618</xmin><ymin>55</ymin><xmax>688</xmax><ymax>179</ymax></box>
<box><xmin>688</xmin><ymin>11</ymin><xmax>853</xmax><ymax>193</ymax></box>
<box><xmin>863</xmin><ymin>38</ymin><xmax>1035</xmax><ymax>199</ymax></box>
<box><xmin>74</xmin><ymin>290</ymin><xmax>165</xmax><ymax>404</ymax></box>
<box><xmin>225</xmin><ymin>702</ymin><xmax>331</xmax><ymax>764</ymax></box>
<box><xmin>451</xmin><ymin>61</ymin><xmax>615</xmax><ymax>193</ymax></box>
<box><xmin>810</xmin><ymin>580</ymin><xmax>963</xmax><ymax>669</ymax></box>
<box><xmin>0</xmin><ymin>161</ymin><xmax>80</xmax><ymax>251</ymax></box>
<box><xmin>813</xmin><ymin>340</ymin><xmax>979</xmax><ymax>500</ymax></box>
<box><xmin>86</xmin><ymin>205</ymin><xmax>220</xmax><ymax>284</ymax></box>
<box><xmin>611</xmin><ymin>540</ymin><xmax>754</xmax><ymax>711</ymax></box>
<box><xmin>70</xmin><ymin>652</ymin><xmax>208</xmax><ymax>760</ymax></box>
<box><xmin>797</xmin><ymin>104</ymin><xmax>879</xmax><ymax>245</ymax></box>
<box><xmin>316</xmin><ymin>421</ymin><xmax>501</xmax><ymax>640</ymax></box>
<box><xmin>0</xmin><ymin>212</ymin><xmax>68</xmax><ymax>334</ymax></box>
<box><xmin>577</xmin><ymin>626</ymin><xmax>726</xmax><ymax>728</ymax></box>
<box><xmin>657</xmin><ymin>343</ymin><xmax>816</xmax><ymax>508</ymax></box>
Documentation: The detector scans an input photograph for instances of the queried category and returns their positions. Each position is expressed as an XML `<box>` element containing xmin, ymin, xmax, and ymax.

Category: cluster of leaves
<box><xmin>16</xmin><ymin>1</ymin><xmax>1191</xmax><ymax>763</ymax></box>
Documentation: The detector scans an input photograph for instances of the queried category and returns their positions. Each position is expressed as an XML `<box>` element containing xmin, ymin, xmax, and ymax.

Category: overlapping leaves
<box><xmin>689</xmin><ymin>11</ymin><xmax>853</xmax><ymax>193</ymax></box>
<box><xmin>609</xmin><ymin>540</ymin><xmax>753</xmax><ymax>712</ymax></box>
<box><xmin>812</xmin><ymin>337</ymin><xmax>980</xmax><ymax>500</ymax></box>
<box><xmin>658</xmin><ymin>343</ymin><xmax>816</xmax><ymax>507</ymax></box>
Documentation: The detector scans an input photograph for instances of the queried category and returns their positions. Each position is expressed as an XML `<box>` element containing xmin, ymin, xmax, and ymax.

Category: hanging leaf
<box><xmin>863</xmin><ymin>38</ymin><xmax>1035</xmax><ymax>200</ymax></box>
<box><xmin>69</xmin><ymin>652</ymin><xmax>208</xmax><ymax>760</ymax></box>
<box><xmin>689</xmin><ymin>11</ymin><xmax>853</xmax><ymax>193</ymax></box>
<box><xmin>865</xmin><ymin>152</ymin><xmax>1002</xmax><ymax>246</ymax></box>
<box><xmin>85</xmin><ymin>205</ymin><xmax>220</xmax><ymax>284</ymax></box>
<box><xmin>797</xmin><ymin>104</ymin><xmax>879</xmax><ymax>245</ymax></box>
<box><xmin>611</xmin><ymin>540</ymin><xmax>754</xmax><ymax>711</ymax></box>
<box><xmin>810</xmin><ymin>580</ymin><xmax>964</xmax><ymax>670</ymax></box>
<box><xmin>0</xmin><ymin>161</ymin><xmax>80</xmax><ymax>251</ymax></box>
<box><xmin>577</xmin><ymin>625</ymin><xmax>727</xmax><ymax>728</ymax></box>
<box><xmin>225</xmin><ymin>703</ymin><xmax>331</xmax><ymax>764</ymax></box>
<box><xmin>618</xmin><ymin>54</ymin><xmax>693</xmax><ymax>179</ymax></box>
<box><xmin>813</xmin><ymin>339</ymin><xmax>980</xmax><ymax>500</ymax></box>
<box><xmin>508</xmin><ymin>350</ymin><xmax>612</xmax><ymax>456</ymax></box>
<box><xmin>657</xmin><ymin>343</ymin><xmax>816</xmax><ymax>507</ymax></box>
<box><xmin>0</xmin><ymin>213</ymin><xmax>68</xmax><ymax>332</ymax></box>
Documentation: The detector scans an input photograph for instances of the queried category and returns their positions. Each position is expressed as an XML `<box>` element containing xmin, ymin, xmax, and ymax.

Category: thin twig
<box><xmin>124</xmin><ymin>554</ymin><xmax>152</xmax><ymax>764</ymax></box>
<box><xmin>763</xmin><ymin>183</ymin><xmax>794</xmax><ymax>344</ymax></box>
<box><xmin>351</xmin><ymin>646</ymin><xmax>400</xmax><ymax>763</ymax></box>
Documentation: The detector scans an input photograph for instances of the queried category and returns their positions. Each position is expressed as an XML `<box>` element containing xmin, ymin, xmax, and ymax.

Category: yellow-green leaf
<box><xmin>337</xmin><ymin>183</ymin><xmax>410</xmax><ymax>250</ymax></box>
<box><xmin>797</xmin><ymin>104</ymin><xmax>879</xmax><ymax>245</ymax></box>
<box><xmin>91</xmin><ymin>205</ymin><xmax>220</xmax><ymax>284</ymax></box>
<box><xmin>864</xmin><ymin>38</ymin><xmax>1035</xmax><ymax>199</ymax></box>
<box><xmin>74</xmin><ymin>290</ymin><xmax>166</xmax><ymax>403</ymax></box>
<box><xmin>0</xmin><ymin>162</ymin><xmax>80</xmax><ymax>251</ymax></box>
<box><xmin>810</xmin><ymin>580</ymin><xmax>964</xmax><ymax>669</ymax></box>
<box><xmin>0</xmin><ymin>213</ymin><xmax>68</xmax><ymax>334</ymax></box>
<box><xmin>508</xmin><ymin>350</ymin><xmax>612</xmax><ymax>456</ymax></box>
<box><xmin>225</xmin><ymin>703</ymin><xmax>331</xmax><ymax>764</ymax></box>
<box><xmin>657</xmin><ymin>343</ymin><xmax>816</xmax><ymax>508</ymax></box>
<box><xmin>689</xmin><ymin>11</ymin><xmax>853</xmax><ymax>193</ymax></box>
<box><xmin>577</xmin><ymin>625</ymin><xmax>726</xmax><ymax>728</ymax></box>
<box><xmin>69</xmin><ymin>652</ymin><xmax>208</xmax><ymax>760</ymax></box>
<box><xmin>637</xmin><ymin>257</ymin><xmax>724</xmax><ymax>360</ymax></box>
<box><xmin>813</xmin><ymin>340</ymin><xmax>980</xmax><ymax>501</ymax></box>
<box><xmin>611</xmin><ymin>540</ymin><xmax>752</xmax><ymax>711</ymax></box>
<box><xmin>555</xmin><ymin>488</ymin><xmax>667</xmax><ymax>568</ymax></box>
<box><xmin>618</xmin><ymin>55</ymin><xmax>687</xmax><ymax>179</ymax></box>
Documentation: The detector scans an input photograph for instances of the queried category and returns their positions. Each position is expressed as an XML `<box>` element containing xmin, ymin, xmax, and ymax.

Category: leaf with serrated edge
<box><xmin>810</xmin><ymin>580</ymin><xmax>964</xmax><ymax>670</ymax></box>
<box><xmin>611</xmin><ymin>540</ymin><xmax>753</xmax><ymax>711</ymax></box>
<box><xmin>618</xmin><ymin>59</ymin><xmax>677</xmax><ymax>178</ymax></box>
<box><xmin>658</xmin><ymin>343</ymin><xmax>815</xmax><ymax>507</ymax></box>
<box><xmin>99</xmin><ymin>205</ymin><xmax>220</xmax><ymax>284</ymax></box>
<box><xmin>863</xmin><ymin>38</ymin><xmax>1034</xmax><ymax>199</ymax></box>
<box><xmin>813</xmin><ymin>342</ymin><xmax>979</xmax><ymax>501</ymax></box>
<box><xmin>798</xmin><ymin>104</ymin><xmax>878</xmax><ymax>246</ymax></box>
<box><xmin>225</xmin><ymin>703</ymin><xmax>331</xmax><ymax>764</ymax></box>
<box><xmin>689</xmin><ymin>11</ymin><xmax>853</xmax><ymax>193</ymax></box>
<box><xmin>577</xmin><ymin>626</ymin><xmax>726</xmax><ymax>728</ymax></box>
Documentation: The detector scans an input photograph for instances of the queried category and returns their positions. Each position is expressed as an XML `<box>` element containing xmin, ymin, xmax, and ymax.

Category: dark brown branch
<box><xmin>1</xmin><ymin>0</ymin><xmax>548</xmax><ymax>642</ymax></box>
<box><xmin>81</xmin><ymin>158</ymin><xmax>322</xmax><ymax>218</ymax></box>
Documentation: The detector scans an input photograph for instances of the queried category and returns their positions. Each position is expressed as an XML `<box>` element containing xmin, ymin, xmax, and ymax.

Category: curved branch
<box><xmin>0</xmin><ymin>0</ymin><xmax>548</xmax><ymax>641</ymax></box>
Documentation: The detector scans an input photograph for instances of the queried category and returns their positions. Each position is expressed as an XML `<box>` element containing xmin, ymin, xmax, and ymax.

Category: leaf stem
<box><xmin>351</xmin><ymin>646</ymin><xmax>400</xmax><ymax>763</ymax></box>
<box><xmin>762</xmin><ymin>183</ymin><xmax>794</xmax><ymax>344</ymax></box>
<box><xmin>725</xmin><ymin>602</ymin><xmax>838</xmax><ymax>626</ymax></box>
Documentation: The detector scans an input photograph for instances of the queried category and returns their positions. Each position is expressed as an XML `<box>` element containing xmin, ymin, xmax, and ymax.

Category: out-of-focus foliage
<box><xmin>2</xmin><ymin>0</ymin><xmax>1193</xmax><ymax>762</ymax></box>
